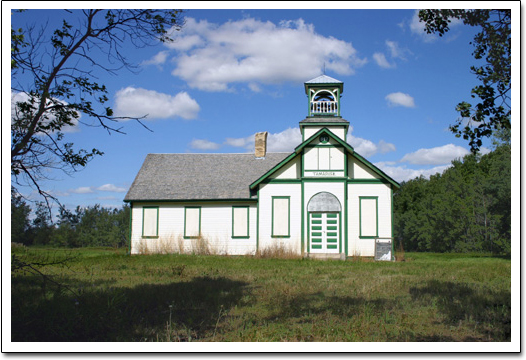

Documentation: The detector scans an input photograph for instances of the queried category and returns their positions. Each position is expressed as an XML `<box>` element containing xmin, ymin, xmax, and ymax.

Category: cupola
<box><xmin>305</xmin><ymin>74</ymin><xmax>344</xmax><ymax>117</ymax></box>
<box><xmin>300</xmin><ymin>75</ymin><xmax>349</xmax><ymax>141</ymax></box>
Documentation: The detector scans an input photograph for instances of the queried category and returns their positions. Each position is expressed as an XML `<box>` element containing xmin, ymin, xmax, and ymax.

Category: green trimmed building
<box><xmin>124</xmin><ymin>75</ymin><xmax>400</xmax><ymax>259</ymax></box>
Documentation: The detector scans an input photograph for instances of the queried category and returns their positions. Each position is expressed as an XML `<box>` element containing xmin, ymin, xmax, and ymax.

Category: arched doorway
<box><xmin>307</xmin><ymin>192</ymin><xmax>341</xmax><ymax>254</ymax></box>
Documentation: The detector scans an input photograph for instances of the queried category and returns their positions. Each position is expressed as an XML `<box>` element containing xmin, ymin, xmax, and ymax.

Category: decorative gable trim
<box><xmin>249</xmin><ymin>127</ymin><xmax>400</xmax><ymax>191</ymax></box>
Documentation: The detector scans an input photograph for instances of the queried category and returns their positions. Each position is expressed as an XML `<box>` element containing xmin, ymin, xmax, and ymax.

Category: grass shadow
<box><xmin>12</xmin><ymin>276</ymin><xmax>249</xmax><ymax>342</ymax></box>
<box><xmin>409</xmin><ymin>280</ymin><xmax>511</xmax><ymax>341</ymax></box>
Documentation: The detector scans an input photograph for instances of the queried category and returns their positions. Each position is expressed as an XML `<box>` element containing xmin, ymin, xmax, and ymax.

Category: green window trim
<box><xmin>271</xmin><ymin>196</ymin><xmax>291</xmax><ymax>238</ymax></box>
<box><xmin>232</xmin><ymin>206</ymin><xmax>250</xmax><ymax>239</ymax></box>
<box><xmin>359</xmin><ymin>196</ymin><xmax>378</xmax><ymax>239</ymax></box>
<box><xmin>184</xmin><ymin>206</ymin><xmax>201</xmax><ymax>239</ymax></box>
<box><xmin>142</xmin><ymin>206</ymin><xmax>159</xmax><ymax>238</ymax></box>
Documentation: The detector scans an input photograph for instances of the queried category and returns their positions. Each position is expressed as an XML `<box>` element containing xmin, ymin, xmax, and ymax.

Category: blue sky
<box><xmin>7</xmin><ymin>4</ymin><xmax>518</xmax><ymax>215</ymax></box>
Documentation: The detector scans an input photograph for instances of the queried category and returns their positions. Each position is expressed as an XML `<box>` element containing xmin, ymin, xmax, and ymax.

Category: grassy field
<box><xmin>11</xmin><ymin>246</ymin><xmax>511</xmax><ymax>342</ymax></box>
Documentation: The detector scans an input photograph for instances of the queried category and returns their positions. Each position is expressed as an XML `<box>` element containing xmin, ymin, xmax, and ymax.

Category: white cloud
<box><xmin>96</xmin><ymin>184</ymin><xmax>127</xmax><ymax>193</ymax></box>
<box><xmin>267</xmin><ymin>128</ymin><xmax>302</xmax><ymax>152</ymax></box>
<box><xmin>385</xmin><ymin>40</ymin><xmax>409</xmax><ymax>60</ymax></box>
<box><xmin>114</xmin><ymin>87</ymin><xmax>200</xmax><ymax>120</ymax></box>
<box><xmin>190</xmin><ymin>139</ymin><xmax>222</xmax><ymax>151</ymax></box>
<box><xmin>141</xmin><ymin>50</ymin><xmax>169</xmax><ymax>67</ymax></box>
<box><xmin>373</xmin><ymin>53</ymin><xmax>394</xmax><ymax>69</ymax></box>
<box><xmin>400</xmin><ymin>143</ymin><xmax>469</xmax><ymax>165</ymax></box>
<box><xmin>168</xmin><ymin>17</ymin><xmax>367</xmax><ymax>91</ymax></box>
<box><xmin>375</xmin><ymin>162</ymin><xmax>451</xmax><ymax>183</ymax></box>
<box><xmin>224</xmin><ymin>135</ymin><xmax>254</xmax><ymax>150</ymax></box>
<box><xmin>373</xmin><ymin>41</ymin><xmax>411</xmax><ymax>69</ymax></box>
<box><xmin>211</xmin><ymin>126</ymin><xmax>396</xmax><ymax>157</ymax></box>
<box><xmin>347</xmin><ymin>126</ymin><xmax>396</xmax><ymax>158</ymax></box>
<box><xmin>70</xmin><ymin>187</ymin><xmax>94</xmax><ymax>194</ymax></box>
<box><xmin>385</xmin><ymin>92</ymin><xmax>415</xmax><ymax>108</ymax></box>
<box><xmin>223</xmin><ymin>128</ymin><xmax>302</xmax><ymax>153</ymax></box>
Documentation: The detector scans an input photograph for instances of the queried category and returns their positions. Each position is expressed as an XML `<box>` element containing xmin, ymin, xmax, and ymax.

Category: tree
<box><xmin>11</xmin><ymin>9</ymin><xmax>185</xmax><ymax>210</ymax></box>
<box><xmin>11</xmin><ymin>187</ymin><xmax>32</xmax><ymax>245</ymax></box>
<box><xmin>393</xmin><ymin>142</ymin><xmax>510</xmax><ymax>255</ymax></box>
<box><xmin>418</xmin><ymin>9</ymin><xmax>511</xmax><ymax>153</ymax></box>
<box><xmin>30</xmin><ymin>202</ymin><xmax>53</xmax><ymax>245</ymax></box>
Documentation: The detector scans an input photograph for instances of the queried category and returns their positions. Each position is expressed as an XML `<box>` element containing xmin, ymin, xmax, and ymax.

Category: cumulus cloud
<box><xmin>374</xmin><ymin>162</ymin><xmax>451</xmax><ymax>183</ymax></box>
<box><xmin>168</xmin><ymin>17</ymin><xmax>367</xmax><ymax>91</ymax></box>
<box><xmin>224</xmin><ymin>135</ymin><xmax>254</xmax><ymax>150</ymax></box>
<box><xmin>96</xmin><ymin>184</ymin><xmax>127</xmax><ymax>193</ymax></box>
<box><xmin>400</xmin><ymin>144</ymin><xmax>470</xmax><ymax>165</ymax></box>
<box><xmin>70</xmin><ymin>184</ymin><xmax>128</xmax><ymax>194</ymax></box>
<box><xmin>190</xmin><ymin>139</ymin><xmax>222</xmax><ymax>151</ymax></box>
<box><xmin>347</xmin><ymin>126</ymin><xmax>396</xmax><ymax>158</ymax></box>
<box><xmin>141</xmin><ymin>50</ymin><xmax>169</xmax><ymax>67</ymax></box>
<box><xmin>70</xmin><ymin>187</ymin><xmax>94</xmax><ymax>194</ymax></box>
<box><xmin>385</xmin><ymin>92</ymin><xmax>416</xmax><ymax>108</ymax></box>
<box><xmin>267</xmin><ymin>128</ymin><xmax>303</xmax><ymax>152</ymax></box>
<box><xmin>114</xmin><ymin>87</ymin><xmax>200</xmax><ymax>120</ymax></box>
<box><xmin>222</xmin><ymin>127</ymin><xmax>301</xmax><ymax>153</ymax></box>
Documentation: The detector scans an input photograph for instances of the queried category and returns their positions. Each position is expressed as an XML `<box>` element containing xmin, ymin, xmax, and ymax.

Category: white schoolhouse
<box><xmin>124</xmin><ymin>75</ymin><xmax>400</xmax><ymax>259</ymax></box>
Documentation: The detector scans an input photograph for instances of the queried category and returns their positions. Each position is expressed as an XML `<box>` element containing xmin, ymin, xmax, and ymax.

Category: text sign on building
<box><xmin>304</xmin><ymin>170</ymin><xmax>344</xmax><ymax>177</ymax></box>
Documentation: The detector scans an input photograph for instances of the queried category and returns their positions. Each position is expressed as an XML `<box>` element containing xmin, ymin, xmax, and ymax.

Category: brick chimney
<box><xmin>255</xmin><ymin>131</ymin><xmax>268</xmax><ymax>158</ymax></box>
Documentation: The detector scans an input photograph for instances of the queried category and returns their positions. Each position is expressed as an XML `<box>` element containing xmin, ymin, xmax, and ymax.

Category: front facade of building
<box><xmin>124</xmin><ymin>76</ymin><xmax>400</xmax><ymax>259</ymax></box>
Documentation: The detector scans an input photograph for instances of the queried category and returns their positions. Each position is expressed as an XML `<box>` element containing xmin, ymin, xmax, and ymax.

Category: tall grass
<box><xmin>10</xmin><ymin>247</ymin><xmax>511</xmax><ymax>342</ymax></box>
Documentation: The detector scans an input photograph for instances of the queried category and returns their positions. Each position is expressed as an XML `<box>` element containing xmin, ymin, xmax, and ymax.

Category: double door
<box><xmin>309</xmin><ymin>212</ymin><xmax>339</xmax><ymax>253</ymax></box>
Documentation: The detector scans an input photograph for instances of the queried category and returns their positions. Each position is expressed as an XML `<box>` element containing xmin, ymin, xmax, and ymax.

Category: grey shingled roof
<box><xmin>124</xmin><ymin>153</ymin><xmax>290</xmax><ymax>201</ymax></box>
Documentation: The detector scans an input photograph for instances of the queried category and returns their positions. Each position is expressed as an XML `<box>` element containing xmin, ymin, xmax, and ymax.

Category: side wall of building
<box><xmin>257</xmin><ymin>183</ymin><xmax>302</xmax><ymax>254</ymax></box>
<box><xmin>346</xmin><ymin>183</ymin><xmax>393</xmax><ymax>257</ymax></box>
<box><xmin>130</xmin><ymin>202</ymin><xmax>258</xmax><ymax>255</ymax></box>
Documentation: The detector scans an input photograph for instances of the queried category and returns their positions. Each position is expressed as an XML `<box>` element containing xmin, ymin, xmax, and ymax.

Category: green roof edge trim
<box><xmin>250</xmin><ymin>128</ymin><xmax>353</xmax><ymax>190</ymax></box>
<box><xmin>352</xmin><ymin>151</ymin><xmax>400</xmax><ymax>190</ymax></box>
<box><xmin>249</xmin><ymin>127</ymin><xmax>400</xmax><ymax>191</ymax></box>
<box><xmin>249</xmin><ymin>152</ymin><xmax>299</xmax><ymax>190</ymax></box>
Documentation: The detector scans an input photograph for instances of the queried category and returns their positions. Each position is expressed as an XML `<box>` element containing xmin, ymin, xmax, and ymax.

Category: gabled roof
<box><xmin>250</xmin><ymin>127</ymin><xmax>400</xmax><ymax>190</ymax></box>
<box><xmin>124</xmin><ymin>153</ymin><xmax>289</xmax><ymax>202</ymax></box>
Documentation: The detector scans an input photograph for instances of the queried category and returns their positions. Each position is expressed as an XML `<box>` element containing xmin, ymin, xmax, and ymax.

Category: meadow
<box><xmin>11</xmin><ymin>246</ymin><xmax>511</xmax><ymax>342</ymax></box>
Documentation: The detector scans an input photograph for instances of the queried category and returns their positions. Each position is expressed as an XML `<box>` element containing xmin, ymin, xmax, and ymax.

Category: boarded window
<box><xmin>360</xmin><ymin>197</ymin><xmax>378</xmax><ymax>238</ymax></box>
<box><xmin>318</xmin><ymin>147</ymin><xmax>330</xmax><ymax>169</ymax></box>
<box><xmin>232</xmin><ymin>206</ymin><xmax>249</xmax><ymax>238</ymax></box>
<box><xmin>272</xmin><ymin>197</ymin><xmax>290</xmax><ymax>237</ymax></box>
<box><xmin>304</xmin><ymin>147</ymin><xmax>318</xmax><ymax>170</ymax></box>
<box><xmin>304</xmin><ymin>146</ymin><xmax>345</xmax><ymax>171</ymax></box>
<box><xmin>142</xmin><ymin>207</ymin><xmax>158</xmax><ymax>237</ymax></box>
<box><xmin>184</xmin><ymin>207</ymin><xmax>201</xmax><ymax>238</ymax></box>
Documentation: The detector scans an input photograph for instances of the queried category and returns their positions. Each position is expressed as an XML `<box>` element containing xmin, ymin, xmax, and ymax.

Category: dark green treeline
<box><xmin>393</xmin><ymin>144</ymin><xmax>511</xmax><ymax>255</ymax></box>
<box><xmin>11</xmin><ymin>192</ymin><xmax>130</xmax><ymax>249</ymax></box>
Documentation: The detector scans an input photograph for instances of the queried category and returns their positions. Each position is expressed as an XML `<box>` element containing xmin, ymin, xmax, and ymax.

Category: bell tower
<box><xmin>300</xmin><ymin>75</ymin><xmax>350</xmax><ymax>141</ymax></box>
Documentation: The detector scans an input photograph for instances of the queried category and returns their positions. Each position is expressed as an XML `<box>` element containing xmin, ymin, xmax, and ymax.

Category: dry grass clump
<box><xmin>136</xmin><ymin>239</ymin><xmax>150</xmax><ymax>255</ymax></box>
<box><xmin>394</xmin><ymin>239</ymin><xmax>406</xmax><ymax>262</ymax></box>
<box><xmin>190</xmin><ymin>235</ymin><xmax>213</xmax><ymax>255</ymax></box>
<box><xmin>11</xmin><ymin>242</ymin><xmax>27</xmax><ymax>250</ymax></box>
<box><xmin>255</xmin><ymin>242</ymin><xmax>301</xmax><ymax>259</ymax></box>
